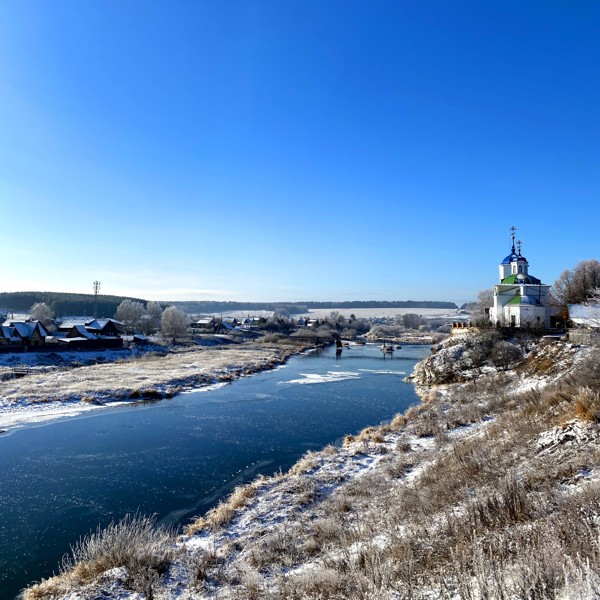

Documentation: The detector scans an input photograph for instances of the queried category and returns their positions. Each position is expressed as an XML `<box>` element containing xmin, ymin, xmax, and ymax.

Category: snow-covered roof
<box><xmin>59</xmin><ymin>318</ymin><xmax>92</xmax><ymax>329</ymax></box>
<box><xmin>0</xmin><ymin>325</ymin><xmax>14</xmax><ymax>338</ymax></box>
<box><xmin>59</xmin><ymin>318</ymin><xmax>123</xmax><ymax>332</ymax></box>
<box><xmin>68</xmin><ymin>324</ymin><xmax>96</xmax><ymax>339</ymax></box>
<box><xmin>8</xmin><ymin>321</ymin><xmax>49</xmax><ymax>338</ymax></box>
<box><xmin>96</xmin><ymin>318</ymin><xmax>124</xmax><ymax>327</ymax></box>
<box><xmin>568</xmin><ymin>304</ymin><xmax>600</xmax><ymax>328</ymax></box>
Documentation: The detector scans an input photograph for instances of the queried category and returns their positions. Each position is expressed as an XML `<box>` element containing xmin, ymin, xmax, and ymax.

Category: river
<box><xmin>0</xmin><ymin>343</ymin><xmax>428</xmax><ymax>598</ymax></box>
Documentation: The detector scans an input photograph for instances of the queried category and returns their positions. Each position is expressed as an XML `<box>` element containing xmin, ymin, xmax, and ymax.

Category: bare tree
<box><xmin>161</xmin><ymin>306</ymin><xmax>189</xmax><ymax>343</ymax></box>
<box><xmin>115</xmin><ymin>300</ymin><xmax>145</xmax><ymax>333</ymax></box>
<box><xmin>471</xmin><ymin>289</ymin><xmax>494</xmax><ymax>326</ymax></box>
<box><xmin>491</xmin><ymin>341</ymin><xmax>523</xmax><ymax>371</ymax></box>
<box><xmin>552</xmin><ymin>259</ymin><xmax>600</xmax><ymax>307</ymax></box>
<box><xmin>30</xmin><ymin>302</ymin><xmax>54</xmax><ymax>325</ymax></box>
<box><xmin>403</xmin><ymin>313</ymin><xmax>422</xmax><ymax>330</ymax></box>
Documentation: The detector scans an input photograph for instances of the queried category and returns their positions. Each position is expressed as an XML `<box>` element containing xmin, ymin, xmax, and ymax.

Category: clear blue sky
<box><xmin>1</xmin><ymin>1</ymin><xmax>598</xmax><ymax>305</ymax></box>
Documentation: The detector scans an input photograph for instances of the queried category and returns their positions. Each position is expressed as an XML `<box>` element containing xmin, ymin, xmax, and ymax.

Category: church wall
<box><xmin>499</xmin><ymin>264</ymin><xmax>511</xmax><ymax>281</ymax></box>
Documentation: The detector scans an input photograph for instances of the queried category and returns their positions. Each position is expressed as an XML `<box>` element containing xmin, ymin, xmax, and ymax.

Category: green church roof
<box><xmin>507</xmin><ymin>294</ymin><xmax>542</xmax><ymax>306</ymax></box>
<box><xmin>501</xmin><ymin>273</ymin><xmax>542</xmax><ymax>285</ymax></box>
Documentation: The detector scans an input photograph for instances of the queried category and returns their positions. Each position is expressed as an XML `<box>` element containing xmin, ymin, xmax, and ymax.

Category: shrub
<box><xmin>491</xmin><ymin>340</ymin><xmax>523</xmax><ymax>370</ymax></box>
<box><xmin>21</xmin><ymin>513</ymin><xmax>176</xmax><ymax>599</ymax></box>
<box><xmin>574</xmin><ymin>387</ymin><xmax>600</xmax><ymax>422</ymax></box>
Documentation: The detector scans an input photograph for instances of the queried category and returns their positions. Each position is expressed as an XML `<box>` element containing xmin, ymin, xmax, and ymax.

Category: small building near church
<box><xmin>489</xmin><ymin>228</ymin><xmax>554</xmax><ymax>329</ymax></box>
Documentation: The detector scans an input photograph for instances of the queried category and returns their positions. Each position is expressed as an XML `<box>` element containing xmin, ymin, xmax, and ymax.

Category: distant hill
<box><xmin>168</xmin><ymin>300</ymin><xmax>458</xmax><ymax>315</ymax></box>
<box><xmin>1</xmin><ymin>293</ymin><xmax>458</xmax><ymax>319</ymax></box>
<box><xmin>0</xmin><ymin>291</ymin><xmax>147</xmax><ymax>319</ymax></box>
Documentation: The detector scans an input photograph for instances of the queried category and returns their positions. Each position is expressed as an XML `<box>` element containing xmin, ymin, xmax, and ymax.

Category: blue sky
<box><xmin>1</xmin><ymin>1</ymin><xmax>598</xmax><ymax>304</ymax></box>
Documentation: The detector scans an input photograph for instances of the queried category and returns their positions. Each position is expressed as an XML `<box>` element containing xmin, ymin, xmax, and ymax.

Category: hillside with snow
<box><xmin>23</xmin><ymin>334</ymin><xmax>600</xmax><ymax>600</ymax></box>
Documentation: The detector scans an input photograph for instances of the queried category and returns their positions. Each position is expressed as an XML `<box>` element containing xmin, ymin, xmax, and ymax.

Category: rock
<box><xmin>537</xmin><ymin>419</ymin><xmax>600</xmax><ymax>452</ymax></box>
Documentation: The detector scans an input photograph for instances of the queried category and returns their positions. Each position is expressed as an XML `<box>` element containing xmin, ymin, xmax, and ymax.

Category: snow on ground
<box><xmin>0</xmin><ymin>342</ymin><xmax>302</xmax><ymax>433</ymax></box>
<box><xmin>304</xmin><ymin>307</ymin><xmax>460</xmax><ymax>319</ymax></box>
<box><xmin>22</xmin><ymin>339</ymin><xmax>598</xmax><ymax>600</ymax></box>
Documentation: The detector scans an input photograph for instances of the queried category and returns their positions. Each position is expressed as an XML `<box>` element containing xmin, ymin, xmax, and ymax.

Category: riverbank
<box><xmin>0</xmin><ymin>341</ymin><xmax>311</xmax><ymax>432</ymax></box>
<box><xmin>23</xmin><ymin>336</ymin><xmax>600</xmax><ymax>599</ymax></box>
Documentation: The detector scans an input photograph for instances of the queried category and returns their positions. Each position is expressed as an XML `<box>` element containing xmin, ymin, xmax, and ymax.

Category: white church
<box><xmin>489</xmin><ymin>227</ymin><xmax>554</xmax><ymax>328</ymax></box>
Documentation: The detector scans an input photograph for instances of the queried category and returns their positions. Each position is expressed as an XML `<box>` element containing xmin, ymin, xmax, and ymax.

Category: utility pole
<box><xmin>93</xmin><ymin>280</ymin><xmax>101</xmax><ymax>318</ymax></box>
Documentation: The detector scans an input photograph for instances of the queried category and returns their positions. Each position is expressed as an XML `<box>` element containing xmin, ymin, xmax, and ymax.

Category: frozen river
<box><xmin>0</xmin><ymin>343</ymin><xmax>429</xmax><ymax>599</ymax></box>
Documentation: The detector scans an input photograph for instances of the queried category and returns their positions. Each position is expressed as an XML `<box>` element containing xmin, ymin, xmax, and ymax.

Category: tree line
<box><xmin>0</xmin><ymin>292</ymin><xmax>147</xmax><ymax>318</ymax></box>
<box><xmin>1</xmin><ymin>293</ymin><xmax>458</xmax><ymax>319</ymax></box>
<box><xmin>169</xmin><ymin>299</ymin><xmax>458</xmax><ymax>315</ymax></box>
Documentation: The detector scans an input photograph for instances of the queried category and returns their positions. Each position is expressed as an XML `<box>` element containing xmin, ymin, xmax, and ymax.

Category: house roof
<box><xmin>59</xmin><ymin>318</ymin><xmax>123</xmax><ymax>331</ymax></box>
<box><xmin>96</xmin><ymin>318</ymin><xmax>124</xmax><ymax>328</ymax></box>
<box><xmin>59</xmin><ymin>318</ymin><xmax>93</xmax><ymax>329</ymax></box>
<box><xmin>0</xmin><ymin>325</ymin><xmax>14</xmax><ymax>338</ymax></box>
<box><xmin>69</xmin><ymin>325</ymin><xmax>96</xmax><ymax>339</ymax></box>
<box><xmin>7</xmin><ymin>321</ymin><xmax>49</xmax><ymax>338</ymax></box>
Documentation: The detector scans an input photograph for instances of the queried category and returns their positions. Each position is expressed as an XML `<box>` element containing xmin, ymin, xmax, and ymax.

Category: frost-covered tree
<box><xmin>115</xmin><ymin>300</ymin><xmax>145</xmax><ymax>333</ymax></box>
<box><xmin>161</xmin><ymin>306</ymin><xmax>189</xmax><ymax>343</ymax></box>
<box><xmin>30</xmin><ymin>302</ymin><xmax>54</xmax><ymax>324</ymax></box>
<box><xmin>403</xmin><ymin>313</ymin><xmax>422</xmax><ymax>330</ymax></box>
<box><xmin>589</xmin><ymin>288</ymin><xmax>600</xmax><ymax>304</ymax></box>
<box><xmin>552</xmin><ymin>260</ymin><xmax>600</xmax><ymax>307</ymax></box>
<box><xmin>144</xmin><ymin>301</ymin><xmax>163</xmax><ymax>334</ymax></box>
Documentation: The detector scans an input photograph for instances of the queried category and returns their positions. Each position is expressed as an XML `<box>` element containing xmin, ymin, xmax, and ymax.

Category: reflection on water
<box><xmin>0</xmin><ymin>343</ymin><xmax>428</xmax><ymax>599</ymax></box>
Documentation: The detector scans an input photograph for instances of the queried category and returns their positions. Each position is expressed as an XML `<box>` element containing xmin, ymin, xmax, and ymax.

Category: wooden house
<box><xmin>7</xmin><ymin>321</ymin><xmax>49</xmax><ymax>346</ymax></box>
<box><xmin>190</xmin><ymin>317</ymin><xmax>217</xmax><ymax>333</ymax></box>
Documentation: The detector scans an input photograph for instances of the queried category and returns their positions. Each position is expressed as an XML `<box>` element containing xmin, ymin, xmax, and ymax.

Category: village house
<box><xmin>189</xmin><ymin>317</ymin><xmax>217</xmax><ymax>333</ymax></box>
<box><xmin>4</xmin><ymin>320</ymin><xmax>50</xmax><ymax>347</ymax></box>
<box><xmin>0</xmin><ymin>316</ymin><xmax>125</xmax><ymax>351</ymax></box>
<box><xmin>0</xmin><ymin>325</ymin><xmax>22</xmax><ymax>346</ymax></box>
<box><xmin>58</xmin><ymin>318</ymin><xmax>124</xmax><ymax>337</ymax></box>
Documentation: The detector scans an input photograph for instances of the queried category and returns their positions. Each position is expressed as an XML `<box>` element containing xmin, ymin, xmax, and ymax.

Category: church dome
<box><xmin>501</xmin><ymin>252</ymin><xmax>519</xmax><ymax>264</ymax></box>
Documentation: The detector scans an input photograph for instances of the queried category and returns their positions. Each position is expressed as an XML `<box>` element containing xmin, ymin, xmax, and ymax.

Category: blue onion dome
<box><xmin>502</xmin><ymin>251</ymin><xmax>519</xmax><ymax>264</ymax></box>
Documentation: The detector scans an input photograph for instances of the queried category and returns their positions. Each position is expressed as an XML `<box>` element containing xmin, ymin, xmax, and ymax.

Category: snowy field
<box><xmin>0</xmin><ymin>343</ymin><xmax>300</xmax><ymax>432</ymax></box>
<box><xmin>304</xmin><ymin>307</ymin><xmax>460</xmax><ymax>319</ymax></box>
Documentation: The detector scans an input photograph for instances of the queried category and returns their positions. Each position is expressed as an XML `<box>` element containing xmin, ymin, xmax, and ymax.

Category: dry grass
<box><xmin>23</xmin><ymin>514</ymin><xmax>174</xmax><ymax>600</ymax></box>
<box><xmin>573</xmin><ymin>387</ymin><xmax>600</xmax><ymax>422</ymax></box>
<box><xmin>0</xmin><ymin>342</ymin><xmax>303</xmax><ymax>409</ymax></box>
<box><xmin>22</xmin><ymin>341</ymin><xmax>600</xmax><ymax>600</ymax></box>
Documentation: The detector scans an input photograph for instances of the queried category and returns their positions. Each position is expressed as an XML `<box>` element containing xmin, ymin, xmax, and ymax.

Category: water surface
<box><xmin>0</xmin><ymin>343</ymin><xmax>428</xmax><ymax>598</ymax></box>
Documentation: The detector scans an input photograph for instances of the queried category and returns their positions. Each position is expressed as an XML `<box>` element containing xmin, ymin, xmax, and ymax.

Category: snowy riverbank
<box><xmin>23</xmin><ymin>336</ymin><xmax>600</xmax><ymax>599</ymax></box>
<box><xmin>0</xmin><ymin>342</ymin><xmax>308</xmax><ymax>433</ymax></box>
